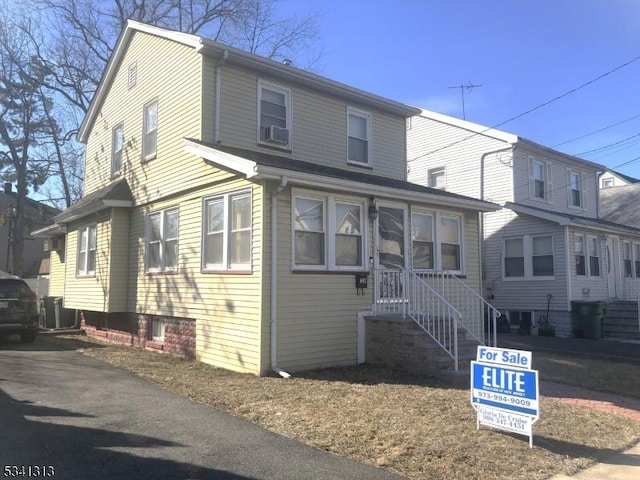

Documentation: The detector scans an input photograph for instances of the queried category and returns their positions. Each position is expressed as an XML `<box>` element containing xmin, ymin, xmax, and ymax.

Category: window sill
<box><xmin>76</xmin><ymin>273</ymin><xmax>96</xmax><ymax>279</ymax></box>
<box><xmin>145</xmin><ymin>270</ymin><xmax>179</xmax><ymax>276</ymax></box>
<box><xmin>141</xmin><ymin>154</ymin><xmax>157</xmax><ymax>163</ymax></box>
<box><xmin>146</xmin><ymin>340</ymin><xmax>164</xmax><ymax>350</ymax></box>
<box><xmin>257</xmin><ymin>141</ymin><xmax>291</xmax><ymax>153</ymax></box>
<box><xmin>202</xmin><ymin>269</ymin><xmax>253</xmax><ymax>275</ymax></box>
<box><xmin>292</xmin><ymin>269</ymin><xmax>369</xmax><ymax>275</ymax></box>
<box><xmin>503</xmin><ymin>276</ymin><xmax>555</xmax><ymax>281</ymax></box>
<box><xmin>347</xmin><ymin>161</ymin><xmax>373</xmax><ymax>169</ymax></box>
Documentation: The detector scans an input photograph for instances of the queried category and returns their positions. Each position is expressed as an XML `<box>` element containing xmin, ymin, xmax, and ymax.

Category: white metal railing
<box><xmin>372</xmin><ymin>268</ymin><xmax>499</xmax><ymax>372</ymax></box>
<box><xmin>416</xmin><ymin>270</ymin><xmax>500</xmax><ymax>347</ymax></box>
<box><xmin>372</xmin><ymin>269</ymin><xmax>408</xmax><ymax>317</ymax></box>
<box><xmin>406</xmin><ymin>271</ymin><xmax>462</xmax><ymax>372</ymax></box>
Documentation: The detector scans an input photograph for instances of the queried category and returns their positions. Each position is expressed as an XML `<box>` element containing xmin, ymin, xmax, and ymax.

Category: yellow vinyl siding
<box><xmin>271</xmin><ymin>188</ymin><xmax>371</xmax><ymax>372</ymax></box>
<box><xmin>48</xmin><ymin>250</ymin><xmax>66</xmax><ymax>297</ymax></box>
<box><xmin>83</xmin><ymin>31</ymin><xmax>203</xmax><ymax>204</ymax></box>
<box><xmin>127</xmin><ymin>178</ymin><xmax>264</xmax><ymax>374</ymax></box>
<box><xmin>214</xmin><ymin>63</ymin><xmax>407</xmax><ymax>180</ymax></box>
<box><xmin>63</xmin><ymin>211</ymin><xmax>113</xmax><ymax>311</ymax></box>
<box><xmin>108</xmin><ymin>208</ymin><xmax>131</xmax><ymax>310</ymax></box>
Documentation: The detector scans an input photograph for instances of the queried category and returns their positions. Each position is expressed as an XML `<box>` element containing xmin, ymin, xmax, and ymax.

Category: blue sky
<box><xmin>280</xmin><ymin>0</ymin><xmax>640</xmax><ymax>178</ymax></box>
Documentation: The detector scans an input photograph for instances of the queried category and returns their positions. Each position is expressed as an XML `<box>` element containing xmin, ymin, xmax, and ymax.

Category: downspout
<box><xmin>564</xmin><ymin>225</ymin><xmax>572</xmax><ymax>313</ymax></box>
<box><xmin>271</xmin><ymin>176</ymin><xmax>290</xmax><ymax>378</ymax></box>
<box><xmin>214</xmin><ymin>49</ymin><xmax>228</xmax><ymax>144</ymax></box>
<box><xmin>479</xmin><ymin>145</ymin><xmax>514</xmax><ymax>288</ymax></box>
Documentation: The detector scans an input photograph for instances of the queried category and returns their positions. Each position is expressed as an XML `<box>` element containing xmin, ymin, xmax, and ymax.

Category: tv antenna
<box><xmin>448</xmin><ymin>82</ymin><xmax>482</xmax><ymax>119</ymax></box>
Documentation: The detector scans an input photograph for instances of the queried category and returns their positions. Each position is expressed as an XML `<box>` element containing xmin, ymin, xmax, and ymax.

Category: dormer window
<box><xmin>258</xmin><ymin>80</ymin><xmax>291</xmax><ymax>149</ymax></box>
<box><xmin>347</xmin><ymin>107</ymin><xmax>371</xmax><ymax>166</ymax></box>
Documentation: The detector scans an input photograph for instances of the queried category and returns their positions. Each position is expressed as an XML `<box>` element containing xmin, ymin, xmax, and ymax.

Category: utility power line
<box><xmin>409</xmin><ymin>53</ymin><xmax>640</xmax><ymax>163</ymax></box>
<box><xmin>552</xmin><ymin>113</ymin><xmax>640</xmax><ymax>148</ymax></box>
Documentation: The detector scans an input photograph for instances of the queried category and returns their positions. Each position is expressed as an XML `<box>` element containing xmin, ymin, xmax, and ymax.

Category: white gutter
<box><xmin>255</xmin><ymin>166</ymin><xmax>498</xmax><ymax>213</ymax></box>
<box><xmin>271</xmin><ymin>176</ymin><xmax>291</xmax><ymax>378</ymax></box>
<box><xmin>214</xmin><ymin>50</ymin><xmax>228</xmax><ymax>143</ymax></box>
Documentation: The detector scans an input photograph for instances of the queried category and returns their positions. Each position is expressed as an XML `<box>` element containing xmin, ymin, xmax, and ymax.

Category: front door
<box><xmin>606</xmin><ymin>236</ymin><xmax>620</xmax><ymax>299</ymax></box>
<box><xmin>375</xmin><ymin>204</ymin><xmax>408</xmax><ymax>303</ymax></box>
<box><xmin>376</xmin><ymin>204</ymin><xmax>408</xmax><ymax>270</ymax></box>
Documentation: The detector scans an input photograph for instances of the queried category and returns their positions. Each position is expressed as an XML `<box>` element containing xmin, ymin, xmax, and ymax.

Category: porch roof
<box><xmin>53</xmin><ymin>179</ymin><xmax>134</xmax><ymax>224</ymax></box>
<box><xmin>184</xmin><ymin>139</ymin><xmax>500</xmax><ymax>213</ymax></box>
<box><xmin>506</xmin><ymin>202</ymin><xmax>640</xmax><ymax>236</ymax></box>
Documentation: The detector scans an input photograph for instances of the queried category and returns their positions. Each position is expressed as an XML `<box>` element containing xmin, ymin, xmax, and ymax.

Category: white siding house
<box><xmin>408</xmin><ymin>109</ymin><xmax>640</xmax><ymax>338</ymax></box>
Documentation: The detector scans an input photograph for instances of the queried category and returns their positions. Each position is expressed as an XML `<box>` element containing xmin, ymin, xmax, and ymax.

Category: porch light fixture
<box><xmin>368</xmin><ymin>199</ymin><xmax>378</xmax><ymax>220</ymax></box>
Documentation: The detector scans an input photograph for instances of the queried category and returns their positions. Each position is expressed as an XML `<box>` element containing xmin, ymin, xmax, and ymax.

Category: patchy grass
<box><xmin>44</xmin><ymin>335</ymin><xmax>640</xmax><ymax>480</ymax></box>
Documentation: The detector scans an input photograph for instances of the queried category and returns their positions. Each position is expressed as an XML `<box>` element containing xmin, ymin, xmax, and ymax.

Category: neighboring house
<box><xmin>599</xmin><ymin>169</ymin><xmax>640</xmax><ymax>189</ymax></box>
<box><xmin>407</xmin><ymin>109</ymin><xmax>640</xmax><ymax>337</ymax></box>
<box><xmin>34</xmin><ymin>21</ymin><xmax>498</xmax><ymax>376</ymax></box>
<box><xmin>0</xmin><ymin>182</ymin><xmax>59</xmax><ymax>278</ymax></box>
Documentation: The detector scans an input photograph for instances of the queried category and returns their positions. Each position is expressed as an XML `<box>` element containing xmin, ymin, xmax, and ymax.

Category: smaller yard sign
<box><xmin>470</xmin><ymin>346</ymin><xmax>539</xmax><ymax>447</ymax></box>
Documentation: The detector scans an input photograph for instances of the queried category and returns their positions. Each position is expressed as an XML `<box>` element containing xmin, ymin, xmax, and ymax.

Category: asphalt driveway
<box><xmin>0</xmin><ymin>340</ymin><xmax>405</xmax><ymax>480</ymax></box>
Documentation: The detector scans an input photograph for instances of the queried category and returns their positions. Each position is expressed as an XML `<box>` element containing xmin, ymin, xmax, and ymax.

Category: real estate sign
<box><xmin>470</xmin><ymin>346</ymin><xmax>539</xmax><ymax>447</ymax></box>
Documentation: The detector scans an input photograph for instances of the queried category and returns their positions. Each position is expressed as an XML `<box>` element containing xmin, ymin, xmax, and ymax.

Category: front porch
<box><xmin>366</xmin><ymin>268</ymin><xmax>499</xmax><ymax>374</ymax></box>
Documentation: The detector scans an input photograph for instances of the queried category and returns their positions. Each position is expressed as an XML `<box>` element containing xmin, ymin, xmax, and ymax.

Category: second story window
<box><xmin>347</xmin><ymin>108</ymin><xmax>371</xmax><ymax>166</ymax></box>
<box><xmin>77</xmin><ymin>225</ymin><xmax>97</xmax><ymax>277</ymax></box>
<box><xmin>428</xmin><ymin>167</ymin><xmax>446</xmax><ymax>189</ymax></box>
<box><xmin>569</xmin><ymin>171</ymin><xmax>583</xmax><ymax>208</ymax></box>
<box><xmin>112</xmin><ymin>124</ymin><xmax>124</xmax><ymax>176</ymax></box>
<box><xmin>142</xmin><ymin>100</ymin><xmax>158</xmax><ymax>161</ymax></box>
<box><xmin>529</xmin><ymin>158</ymin><xmax>551</xmax><ymax>201</ymax></box>
<box><xmin>258</xmin><ymin>80</ymin><xmax>290</xmax><ymax>148</ymax></box>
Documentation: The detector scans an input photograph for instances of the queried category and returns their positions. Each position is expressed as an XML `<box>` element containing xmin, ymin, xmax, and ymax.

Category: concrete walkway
<box><xmin>500</xmin><ymin>334</ymin><xmax>640</xmax><ymax>480</ymax></box>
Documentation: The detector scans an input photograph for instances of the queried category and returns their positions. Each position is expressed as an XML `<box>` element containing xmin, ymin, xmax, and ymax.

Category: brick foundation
<box><xmin>80</xmin><ymin>311</ymin><xmax>196</xmax><ymax>359</ymax></box>
<box><xmin>365</xmin><ymin>316</ymin><xmax>455</xmax><ymax>376</ymax></box>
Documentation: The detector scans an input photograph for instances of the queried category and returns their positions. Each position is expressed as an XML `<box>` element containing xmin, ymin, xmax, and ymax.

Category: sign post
<box><xmin>470</xmin><ymin>346</ymin><xmax>539</xmax><ymax>447</ymax></box>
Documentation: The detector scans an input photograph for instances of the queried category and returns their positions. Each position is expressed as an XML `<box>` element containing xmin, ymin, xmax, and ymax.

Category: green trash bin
<box><xmin>39</xmin><ymin>296</ymin><xmax>57</xmax><ymax>328</ymax></box>
<box><xmin>571</xmin><ymin>301</ymin><xmax>606</xmax><ymax>339</ymax></box>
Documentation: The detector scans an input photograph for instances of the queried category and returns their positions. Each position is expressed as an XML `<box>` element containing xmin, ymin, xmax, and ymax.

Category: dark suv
<box><xmin>0</xmin><ymin>277</ymin><xmax>39</xmax><ymax>343</ymax></box>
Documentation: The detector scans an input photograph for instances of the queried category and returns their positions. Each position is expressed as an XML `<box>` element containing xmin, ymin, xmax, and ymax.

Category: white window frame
<box><xmin>145</xmin><ymin>207</ymin><xmax>179</xmax><ymax>273</ymax></box>
<box><xmin>427</xmin><ymin>167</ymin><xmax>446</xmax><ymax>189</ymax></box>
<box><xmin>202</xmin><ymin>189</ymin><xmax>253</xmax><ymax>272</ymax></box>
<box><xmin>602</xmin><ymin>177</ymin><xmax>614</xmax><ymax>189</ymax></box>
<box><xmin>575</xmin><ymin>233</ymin><xmax>601</xmax><ymax>277</ymax></box>
<box><xmin>502</xmin><ymin>234</ymin><xmax>555</xmax><ymax>280</ymax></box>
<box><xmin>151</xmin><ymin>318</ymin><xmax>166</xmax><ymax>341</ymax></box>
<box><xmin>257</xmin><ymin>79</ymin><xmax>291</xmax><ymax>149</ymax></box>
<box><xmin>292</xmin><ymin>189</ymin><xmax>367</xmax><ymax>271</ymax></box>
<box><xmin>111</xmin><ymin>123</ymin><xmax>124</xmax><ymax>176</ymax></box>
<box><xmin>574</xmin><ymin>234</ymin><xmax>586</xmax><ymax>276</ymax></box>
<box><xmin>567</xmin><ymin>170</ymin><xmax>586</xmax><ymax>209</ymax></box>
<box><xmin>623</xmin><ymin>241</ymin><xmax>633</xmax><ymax>277</ymax></box>
<box><xmin>77</xmin><ymin>224</ymin><xmax>97</xmax><ymax>277</ymax></box>
<box><xmin>634</xmin><ymin>243</ymin><xmax>640</xmax><ymax>278</ymax></box>
<box><xmin>411</xmin><ymin>210</ymin><xmax>464</xmax><ymax>274</ymax></box>
<box><xmin>529</xmin><ymin>157</ymin><xmax>552</xmax><ymax>202</ymax></box>
<box><xmin>346</xmin><ymin>107</ymin><xmax>372</xmax><ymax>167</ymax></box>
<box><xmin>142</xmin><ymin>99</ymin><xmax>158</xmax><ymax>162</ymax></box>
<box><xmin>588</xmin><ymin>236</ymin><xmax>601</xmax><ymax>277</ymax></box>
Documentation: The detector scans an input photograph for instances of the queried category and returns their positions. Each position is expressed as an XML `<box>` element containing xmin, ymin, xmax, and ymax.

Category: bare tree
<box><xmin>15</xmin><ymin>0</ymin><xmax>319</xmax><ymax>208</ymax></box>
<box><xmin>0</xmin><ymin>10</ymin><xmax>56</xmax><ymax>275</ymax></box>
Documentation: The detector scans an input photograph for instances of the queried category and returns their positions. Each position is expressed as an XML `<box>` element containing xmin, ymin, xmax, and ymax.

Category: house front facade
<box><xmin>408</xmin><ymin>110</ymin><xmax>640</xmax><ymax>337</ymax></box>
<box><xmin>35</xmin><ymin>22</ymin><xmax>497</xmax><ymax>376</ymax></box>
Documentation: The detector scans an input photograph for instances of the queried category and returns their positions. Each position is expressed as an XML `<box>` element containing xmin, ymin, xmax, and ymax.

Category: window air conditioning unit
<box><xmin>264</xmin><ymin>125</ymin><xmax>289</xmax><ymax>144</ymax></box>
<box><xmin>46</xmin><ymin>238</ymin><xmax>64</xmax><ymax>252</ymax></box>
